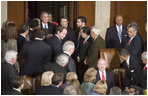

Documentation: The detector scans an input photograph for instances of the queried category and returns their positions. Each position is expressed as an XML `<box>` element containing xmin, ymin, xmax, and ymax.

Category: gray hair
<box><xmin>110</xmin><ymin>86</ymin><xmax>122</xmax><ymax>95</ymax></box>
<box><xmin>127</xmin><ymin>24</ymin><xmax>138</xmax><ymax>32</ymax></box>
<box><xmin>63</xmin><ymin>41</ymin><xmax>75</xmax><ymax>51</ymax></box>
<box><xmin>63</xmin><ymin>85</ymin><xmax>77</xmax><ymax>95</ymax></box>
<box><xmin>142</xmin><ymin>51</ymin><xmax>147</xmax><ymax>59</ymax></box>
<box><xmin>56</xmin><ymin>54</ymin><xmax>69</xmax><ymax>66</ymax></box>
<box><xmin>91</xmin><ymin>26</ymin><xmax>101</xmax><ymax>36</ymax></box>
<box><xmin>5</xmin><ymin>50</ymin><xmax>17</xmax><ymax>64</ymax></box>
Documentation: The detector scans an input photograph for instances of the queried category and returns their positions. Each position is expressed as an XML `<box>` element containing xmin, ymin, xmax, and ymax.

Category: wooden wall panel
<box><xmin>111</xmin><ymin>1</ymin><xmax>147</xmax><ymax>42</ymax></box>
<box><xmin>8</xmin><ymin>1</ymin><xmax>25</xmax><ymax>30</ymax></box>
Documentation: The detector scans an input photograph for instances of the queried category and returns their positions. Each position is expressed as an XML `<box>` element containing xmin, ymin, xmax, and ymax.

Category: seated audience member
<box><xmin>48</xmin><ymin>12</ymin><xmax>58</xmax><ymax>27</ymax></box>
<box><xmin>44</xmin><ymin>54</ymin><xmax>69</xmax><ymax>76</ymax></box>
<box><xmin>119</xmin><ymin>48</ymin><xmax>141</xmax><ymax>93</ymax></box>
<box><xmin>9</xmin><ymin>76</ymin><xmax>24</xmax><ymax>95</ymax></box>
<box><xmin>49</xmin><ymin>73</ymin><xmax>64</xmax><ymax>95</ymax></box>
<box><xmin>95</xmin><ymin>58</ymin><xmax>115</xmax><ymax>94</ymax></box>
<box><xmin>138</xmin><ymin>51</ymin><xmax>147</xmax><ymax>91</ymax></box>
<box><xmin>29</xmin><ymin>18</ymin><xmax>41</xmax><ymax>41</ymax></box>
<box><xmin>85</xmin><ymin>26</ymin><xmax>106</xmax><ymax>68</ymax></box>
<box><xmin>62</xmin><ymin>41</ymin><xmax>76</xmax><ymax>72</ymax></box>
<box><xmin>47</xmin><ymin>26</ymin><xmax>67</xmax><ymax>60</ymax></box>
<box><xmin>1</xmin><ymin>50</ymin><xmax>18</xmax><ymax>95</ymax></box>
<box><xmin>109</xmin><ymin>86</ymin><xmax>122</xmax><ymax>95</ymax></box>
<box><xmin>20</xmin><ymin>28</ymin><xmax>52</xmax><ymax>77</ymax></box>
<box><xmin>124</xmin><ymin>23</ymin><xmax>143</xmax><ymax>59</ymax></box>
<box><xmin>17</xmin><ymin>23</ymin><xmax>29</xmax><ymax>53</ymax></box>
<box><xmin>88</xmin><ymin>80</ymin><xmax>107</xmax><ymax>95</ymax></box>
<box><xmin>81</xmin><ymin>68</ymin><xmax>97</xmax><ymax>94</ymax></box>
<box><xmin>60</xmin><ymin>16</ymin><xmax>75</xmax><ymax>44</ymax></box>
<box><xmin>121</xmin><ymin>90</ymin><xmax>129</xmax><ymax>95</ymax></box>
<box><xmin>60</xmin><ymin>72</ymin><xmax>78</xmax><ymax>91</ymax></box>
<box><xmin>63</xmin><ymin>85</ymin><xmax>77</xmax><ymax>95</ymax></box>
<box><xmin>40</xmin><ymin>11</ymin><xmax>55</xmax><ymax>35</ymax></box>
<box><xmin>36</xmin><ymin>71</ymin><xmax>54</xmax><ymax>95</ymax></box>
<box><xmin>69</xmin><ymin>79</ymin><xmax>86</xmax><ymax>95</ymax></box>
<box><xmin>105</xmin><ymin>15</ymin><xmax>128</xmax><ymax>48</ymax></box>
<box><xmin>76</xmin><ymin>27</ymin><xmax>93</xmax><ymax>82</ymax></box>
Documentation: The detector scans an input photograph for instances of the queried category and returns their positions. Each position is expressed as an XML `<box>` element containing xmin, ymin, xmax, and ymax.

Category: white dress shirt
<box><xmin>42</xmin><ymin>22</ymin><xmax>48</xmax><ymax>29</ymax></box>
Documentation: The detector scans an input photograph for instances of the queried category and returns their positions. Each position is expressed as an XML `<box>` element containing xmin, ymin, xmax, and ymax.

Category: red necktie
<box><xmin>83</xmin><ymin>40</ymin><xmax>86</xmax><ymax>45</ymax></box>
<box><xmin>125</xmin><ymin>38</ymin><xmax>131</xmax><ymax>48</ymax></box>
<box><xmin>102</xmin><ymin>71</ymin><xmax>106</xmax><ymax>82</ymax></box>
<box><xmin>143</xmin><ymin>65</ymin><xmax>147</xmax><ymax>70</ymax></box>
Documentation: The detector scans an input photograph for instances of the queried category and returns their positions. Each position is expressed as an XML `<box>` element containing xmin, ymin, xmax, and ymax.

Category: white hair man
<box><xmin>2</xmin><ymin>50</ymin><xmax>18</xmax><ymax>95</ymax></box>
<box><xmin>84</xmin><ymin>26</ymin><xmax>106</xmax><ymax>68</ymax></box>
<box><xmin>43</xmin><ymin>54</ymin><xmax>69</xmax><ymax>76</ymax></box>
<box><xmin>62</xmin><ymin>41</ymin><xmax>76</xmax><ymax>72</ymax></box>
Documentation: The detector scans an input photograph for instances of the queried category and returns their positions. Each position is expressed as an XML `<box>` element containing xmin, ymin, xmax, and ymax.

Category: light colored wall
<box><xmin>95</xmin><ymin>1</ymin><xmax>110</xmax><ymax>39</ymax></box>
<box><xmin>1</xmin><ymin>1</ymin><xmax>7</xmax><ymax>26</ymax></box>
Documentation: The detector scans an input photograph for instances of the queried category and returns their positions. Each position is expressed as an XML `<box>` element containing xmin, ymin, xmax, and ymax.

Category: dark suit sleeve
<box><xmin>69</xmin><ymin>29</ymin><xmax>76</xmax><ymax>43</ymax></box>
<box><xmin>19</xmin><ymin>42</ymin><xmax>28</xmax><ymax>59</ymax></box>
<box><xmin>67</xmin><ymin>57</ymin><xmax>76</xmax><ymax>73</ymax></box>
<box><xmin>124</xmin><ymin>69</ymin><xmax>131</xmax><ymax>88</ymax></box>
<box><xmin>105</xmin><ymin>28</ymin><xmax>112</xmax><ymax>48</ymax></box>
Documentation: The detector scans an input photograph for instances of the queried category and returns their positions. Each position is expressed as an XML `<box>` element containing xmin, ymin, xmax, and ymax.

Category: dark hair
<box><xmin>55</xmin><ymin>26</ymin><xmax>67</xmax><ymax>34</ymax></box>
<box><xmin>35</xmin><ymin>28</ymin><xmax>46</xmax><ymax>38</ymax></box>
<box><xmin>11</xmin><ymin>76</ymin><xmax>24</xmax><ymax>88</ymax></box>
<box><xmin>40</xmin><ymin>11</ymin><xmax>48</xmax><ymax>17</ymax></box>
<box><xmin>77</xmin><ymin>16</ymin><xmax>86</xmax><ymax>23</ymax></box>
<box><xmin>127</xmin><ymin>24</ymin><xmax>138</xmax><ymax>32</ymax></box>
<box><xmin>3</xmin><ymin>23</ymin><xmax>17</xmax><ymax>42</ymax></box>
<box><xmin>128</xmin><ymin>22</ymin><xmax>139</xmax><ymax>31</ymax></box>
<box><xmin>29</xmin><ymin>19</ymin><xmax>39</xmax><ymax>29</ymax></box>
<box><xmin>81</xmin><ymin>26</ymin><xmax>90</xmax><ymax>35</ymax></box>
<box><xmin>110</xmin><ymin>86</ymin><xmax>122</xmax><ymax>95</ymax></box>
<box><xmin>119</xmin><ymin>48</ymin><xmax>129</xmax><ymax>57</ymax></box>
<box><xmin>52</xmin><ymin>73</ymin><xmax>64</xmax><ymax>85</ymax></box>
<box><xmin>20</xmin><ymin>23</ymin><xmax>29</xmax><ymax>33</ymax></box>
<box><xmin>60</xmin><ymin>16</ymin><xmax>68</xmax><ymax>21</ymax></box>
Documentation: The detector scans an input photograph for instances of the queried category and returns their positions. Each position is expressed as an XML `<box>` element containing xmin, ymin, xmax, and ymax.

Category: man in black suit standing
<box><xmin>9</xmin><ymin>76</ymin><xmax>24</xmax><ymax>95</ymax></box>
<box><xmin>40</xmin><ymin>11</ymin><xmax>55</xmax><ymax>35</ymax></box>
<box><xmin>105</xmin><ymin>15</ymin><xmax>128</xmax><ymax>48</ymax></box>
<box><xmin>125</xmin><ymin>24</ymin><xmax>143</xmax><ymax>59</ymax></box>
<box><xmin>60</xmin><ymin>16</ymin><xmax>76</xmax><ymax>45</ymax></box>
<box><xmin>95</xmin><ymin>58</ymin><xmax>115</xmax><ymax>94</ymax></box>
<box><xmin>20</xmin><ymin>28</ymin><xmax>52</xmax><ymax>77</ymax></box>
<box><xmin>47</xmin><ymin>26</ymin><xmax>67</xmax><ymax>60</ymax></box>
<box><xmin>1</xmin><ymin>50</ymin><xmax>18</xmax><ymax>95</ymax></box>
<box><xmin>119</xmin><ymin>48</ymin><xmax>142</xmax><ymax>93</ymax></box>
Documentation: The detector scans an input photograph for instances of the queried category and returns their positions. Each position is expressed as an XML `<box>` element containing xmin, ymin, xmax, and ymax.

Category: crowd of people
<box><xmin>1</xmin><ymin>11</ymin><xmax>147</xmax><ymax>95</ymax></box>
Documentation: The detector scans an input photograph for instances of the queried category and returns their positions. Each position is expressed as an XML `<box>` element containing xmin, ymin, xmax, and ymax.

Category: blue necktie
<box><xmin>118</xmin><ymin>26</ymin><xmax>122</xmax><ymax>43</ymax></box>
<box><xmin>44</xmin><ymin>25</ymin><xmax>47</xmax><ymax>29</ymax></box>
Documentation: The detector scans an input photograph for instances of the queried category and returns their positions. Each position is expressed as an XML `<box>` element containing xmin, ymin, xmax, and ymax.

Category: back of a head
<box><xmin>83</xmin><ymin>68</ymin><xmax>97</xmax><ymax>83</ymax></box>
<box><xmin>77</xmin><ymin>16</ymin><xmax>86</xmax><ymax>23</ymax></box>
<box><xmin>52</xmin><ymin>73</ymin><xmax>64</xmax><ymax>85</ymax></box>
<box><xmin>11</xmin><ymin>76</ymin><xmax>24</xmax><ymax>89</ymax></box>
<box><xmin>29</xmin><ymin>19</ymin><xmax>39</xmax><ymax>29</ymax></box>
<box><xmin>55</xmin><ymin>26</ymin><xmax>66</xmax><ymax>34</ymax></box>
<box><xmin>20</xmin><ymin>23</ymin><xmax>29</xmax><ymax>33</ymax></box>
<box><xmin>56</xmin><ymin>54</ymin><xmax>69</xmax><ymax>66</ymax></box>
<box><xmin>110</xmin><ymin>86</ymin><xmax>122</xmax><ymax>95</ymax></box>
<box><xmin>94</xmin><ymin>80</ymin><xmax>108</xmax><ymax>95</ymax></box>
<box><xmin>119</xmin><ymin>48</ymin><xmax>129</xmax><ymax>57</ymax></box>
<box><xmin>69</xmin><ymin>79</ymin><xmax>81</xmax><ymax>90</ymax></box>
<box><xmin>63</xmin><ymin>85</ymin><xmax>77</xmax><ymax>95</ymax></box>
<box><xmin>91</xmin><ymin>26</ymin><xmax>101</xmax><ymax>36</ymax></box>
<box><xmin>63</xmin><ymin>41</ymin><xmax>75</xmax><ymax>51</ymax></box>
<box><xmin>81</xmin><ymin>26</ymin><xmax>90</xmax><ymax>35</ymax></box>
<box><xmin>5</xmin><ymin>50</ymin><xmax>17</xmax><ymax>64</ymax></box>
<box><xmin>35</xmin><ymin>28</ymin><xmax>46</xmax><ymax>39</ymax></box>
<box><xmin>41</xmin><ymin>71</ymin><xmax>54</xmax><ymax>86</ymax></box>
<box><xmin>66</xmin><ymin>72</ymin><xmax>78</xmax><ymax>82</ymax></box>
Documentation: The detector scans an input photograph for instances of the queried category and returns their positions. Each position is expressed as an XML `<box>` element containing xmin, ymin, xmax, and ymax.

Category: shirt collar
<box><xmin>55</xmin><ymin>34</ymin><xmax>61</xmax><ymax>40</ymax></box>
<box><xmin>126</xmin><ymin>55</ymin><xmax>130</xmax><ymax>65</ymax></box>
<box><xmin>13</xmin><ymin>88</ymin><xmax>21</xmax><ymax>92</ymax></box>
<box><xmin>85</xmin><ymin>35</ymin><xmax>90</xmax><ymax>41</ymax></box>
<box><xmin>20</xmin><ymin>34</ymin><xmax>26</xmax><ymax>38</ymax></box>
<box><xmin>130</xmin><ymin>33</ymin><xmax>137</xmax><ymax>42</ymax></box>
<box><xmin>35</xmin><ymin>37</ymin><xmax>43</xmax><ymax>40</ymax></box>
<box><xmin>64</xmin><ymin>51</ymin><xmax>71</xmax><ymax>56</ymax></box>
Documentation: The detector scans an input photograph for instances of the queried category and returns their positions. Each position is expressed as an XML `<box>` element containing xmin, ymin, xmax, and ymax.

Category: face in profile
<box><xmin>60</xmin><ymin>18</ymin><xmax>68</xmax><ymax>28</ymax></box>
<box><xmin>76</xmin><ymin>19</ymin><xmax>83</xmax><ymax>28</ymax></box>
<box><xmin>97</xmin><ymin>59</ymin><xmax>107</xmax><ymax>72</ymax></box>
<box><xmin>58</xmin><ymin>28</ymin><xmax>67</xmax><ymax>39</ymax></box>
<box><xmin>41</xmin><ymin>13</ymin><xmax>49</xmax><ymax>23</ymax></box>
<box><xmin>128</xmin><ymin>27</ymin><xmax>136</xmax><ymax>37</ymax></box>
<box><xmin>115</xmin><ymin>16</ymin><xmax>123</xmax><ymax>26</ymax></box>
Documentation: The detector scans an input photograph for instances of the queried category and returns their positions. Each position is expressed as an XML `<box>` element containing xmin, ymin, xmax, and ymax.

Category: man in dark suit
<box><xmin>17</xmin><ymin>23</ymin><xmax>29</xmax><ymax>53</ymax></box>
<box><xmin>36</xmin><ymin>73</ymin><xmax>64</xmax><ymax>95</ymax></box>
<box><xmin>40</xmin><ymin>11</ymin><xmax>55</xmax><ymax>35</ymax></box>
<box><xmin>44</xmin><ymin>54</ymin><xmax>69</xmax><ymax>76</ymax></box>
<box><xmin>119</xmin><ymin>48</ymin><xmax>142</xmax><ymax>93</ymax></box>
<box><xmin>20</xmin><ymin>28</ymin><xmax>52</xmax><ymax>77</ymax></box>
<box><xmin>105</xmin><ymin>15</ymin><xmax>128</xmax><ymax>48</ymax></box>
<box><xmin>1</xmin><ymin>50</ymin><xmax>18</xmax><ymax>95</ymax></box>
<box><xmin>124</xmin><ymin>24</ymin><xmax>143</xmax><ymax>59</ymax></box>
<box><xmin>94</xmin><ymin>58</ymin><xmax>115</xmax><ymax>94</ymax></box>
<box><xmin>9</xmin><ymin>76</ymin><xmax>24</xmax><ymax>95</ymax></box>
<box><xmin>85</xmin><ymin>26</ymin><xmax>106</xmax><ymax>68</ymax></box>
<box><xmin>47</xmin><ymin>26</ymin><xmax>67</xmax><ymax>60</ymax></box>
<box><xmin>60</xmin><ymin>16</ymin><xmax>76</xmax><ymax>45</ymax></box>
